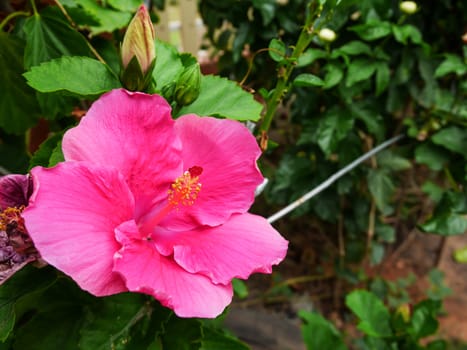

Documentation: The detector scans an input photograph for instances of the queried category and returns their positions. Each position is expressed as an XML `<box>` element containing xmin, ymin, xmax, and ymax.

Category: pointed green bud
<box><xmin>120</xmin><ymin>5</ymin><xmax>156</xmax><ymax>91</ymax></box>
<box><xmin>400</xmin><ymin>1</ymin><xmax>418</xmax><ymax>14</ymax></box>
<box><xmin>174</xmin><ymin>63</ymin><xmax>202</xmax><ymax>106</ymax></box>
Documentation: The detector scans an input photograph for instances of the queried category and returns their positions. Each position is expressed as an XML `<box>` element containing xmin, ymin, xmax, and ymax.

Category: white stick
<box><xmin>267</xmin><ymin>134</ymin><xmax>405</xmax><ymax>224</ymax></box>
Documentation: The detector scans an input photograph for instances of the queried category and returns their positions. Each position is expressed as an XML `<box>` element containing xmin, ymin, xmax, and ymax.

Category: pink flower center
<box><xmin>140</xmin><ymin>166</ymin><xmax>203</xmax><ymax>233</ymax></box>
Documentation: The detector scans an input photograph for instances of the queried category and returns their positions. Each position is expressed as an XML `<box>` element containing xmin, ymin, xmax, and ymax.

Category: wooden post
<box><xmin>179</xmin><ymin>0</ymin><xmax>200</xmax><ymax>55</ymax></box>
<box><xmin>154</xmin><ymin>8</ymin><xmax>170</xmax><ymax>43</ymax></box>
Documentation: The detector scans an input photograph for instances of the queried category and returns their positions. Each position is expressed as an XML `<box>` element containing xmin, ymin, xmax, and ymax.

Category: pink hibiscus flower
<box><xmin>23</xmin><ymin>89</ymin><xmax>288</xmax><ymax>318</ymax></box>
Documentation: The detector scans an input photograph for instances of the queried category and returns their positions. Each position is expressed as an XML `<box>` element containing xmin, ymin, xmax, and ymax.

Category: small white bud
<box><xmin>400</xmin><ymin>1</ymin><xmax>418</xmax><ymax>15</ymax></box>
<box><xmin>318</xmin><ymin>28</ymin><xmax>337</xmax><ymax>42</ymax></box>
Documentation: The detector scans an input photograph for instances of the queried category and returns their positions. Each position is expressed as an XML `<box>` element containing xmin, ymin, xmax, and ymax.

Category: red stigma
<box><xmin>188</xmin><ymin>166</ymin><xmax>203</xmax><ymax>177</ymax></box>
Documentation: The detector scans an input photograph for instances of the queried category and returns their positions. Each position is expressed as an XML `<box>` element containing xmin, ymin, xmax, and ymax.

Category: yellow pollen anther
<box><xmin>167</xmin><ymin>166</ymin><xmax>203</xmax><ymax>206</ymax></box>
<box><xmin>0</xmin><ymin>206</ymin><xmax>25</xmax><ymax>231</ymax></box>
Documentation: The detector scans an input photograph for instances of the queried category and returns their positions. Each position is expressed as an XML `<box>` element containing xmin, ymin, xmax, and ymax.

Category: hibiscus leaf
<box><xmin>0</xmin><ymin>33</ymin><xmax>39</xmax><ymax>135</ymax></box>
<box><xmin>29</xmin><ymin>132</ymin><xmax>64</xmax><ymax>170</ymax></box>
<box><xmin>49</xmin><ymin>141</ymin><xmax>65</xmax><ymax>167</ymax></box>
<box><xmin>79</xmin><ymin>293</ymin><xmax>154</xmax><ymax>350</ymax></box>
<box><xmin>0</xmin><ymin>266</ymin><xmax>57</xmax><ymax>343</ymax></box>
<box><xmin>23</xmin><ymin>56</ymin><xmax>121</xmax><ymax>96</ymax></box>
<box><xmin>200</xmin><ymin>327</ymin><xmax>250</xmax><ymax>350</ymax></box>
<box><xmin>345</xmin><ymin>290</ymin><xmax>393</xmax><ymax>337</ymax></box>
<box><xmin>14</xmin><ymin>305</ymin><xmax>83</xmax><ymax>350</ymax></box>
<box><xmin>161</xmin><ymin>317</ymin><xmax>203</xmax><ymax>350</ymax></box>
<box><xmin>316</xmin><ymin>107</ymin><xmax>354</xmax><ymax>155</ymax></box>
<box><xmin>177</xmin><ymin>75</ymin><xmax>263</xmax><ymax>121</ymax></box>
<box><xmin>22</xmin><ymin>7</ymin><xmax>91</xmax><ymax>69</ymax></box>
<box><xmin>153</xmin><ymin>40</ymin><xmax>184</xmax><ymax>90</ymax></box>
<box><xmin>73</xmin><ymin>0</ymin><xmax>132</xmax><ymax>35</ymax></box>
<box><xmin>299</xmin><ymin>311</ymin><xmax>348</xmax><ymax>350</ymax></box>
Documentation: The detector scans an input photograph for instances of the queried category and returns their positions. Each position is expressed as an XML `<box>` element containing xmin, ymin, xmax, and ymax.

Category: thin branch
<box><xmin>53</xmin><ymin>0</ymin><xmax>107</xmax><ymax>64</ymax></box>
<box><xmin>0</xmin><ymin>11</ymin><xmax>30</xmax><ymax>31</ymax></box>
<box><xmin>267</xmin><ymin>134</ymin><xmax>405</xmax><ymax>224</ymax></box>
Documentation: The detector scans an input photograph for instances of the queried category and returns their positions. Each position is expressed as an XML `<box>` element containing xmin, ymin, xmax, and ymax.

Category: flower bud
<box><xmin>174</xmin><ymin>63</ymin><xmax>202</xmax><ymax>106</ymax></box>
<box><xmin>318</xmin><ymin>28</ymin><xmax>337</xmax><ymax>43</ymax></box>
<box><xmin>395</xmin><ymin>304</ymin><xmax>411</xmax><ymax>323</ymax></box>
<box><xmin>400</xmin><ymin>1</ymin><xmax>418</xmax><ymax>14</ymax></box>
<box><xmin>120</xmin><ymin>5</ymin><xmax>156</xmax><ymax>91</ymax></box>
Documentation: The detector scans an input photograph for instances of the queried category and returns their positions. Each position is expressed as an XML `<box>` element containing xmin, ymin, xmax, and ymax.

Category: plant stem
<box><xmin>258</xmin><ymin>1</ymin><xmax>320</xmax><ymax>136</ymax></box>
<box><xmin>53</xmin><ymin>0</ymin><xmax>107</xmax><ymax>65</ymax></box>
<box><xmin>0</xmin><ymin>11</ymin><xmax>30</xmax><ymax>31</ymax></box>
<box><xmin>30</xmin><ymin>0</ymin><xmax>38</xmax><ymax>16</ymax></box>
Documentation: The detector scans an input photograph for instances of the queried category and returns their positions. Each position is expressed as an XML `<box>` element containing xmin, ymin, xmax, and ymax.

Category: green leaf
<box><xmin>371</xmin><ymin>242</ymin><xmax>385</xmax><ymax>265</ymax></box>
<box><xmin>426</xmin><ymin>340</ymin><xmax>447</xmax><ymax>350</ymax></box>
<box><xmin>0</xmin><ymin>266</ymin><xmax>57</xmax><ymax>343</ymax></box>
<box><xmin>392</xmin><ymin>24</ymin><xmax>423</xmax><ymax>45</ymax></box>
<box><xmin>421</xmin><ymin>181</ymin><xmax>444</xmax><ymax>203</ymax></box>
<box><xmin>177</xmin><ymin>75</ymin><xmax>262</xmax><ymax>121</ymax></box>
<box><xmin>377</xmin><ymin>150</ymin><xmax>411</xmax><ymax>171</ymax></box>
<box><xmin>297</xmin><ymin>48</ymin><xmax>328</xmax><ymax>67</ymax></box>
<box><xmin>0</xmin><ymin>301</ymin><xmax>14</xmax><ymax>342</ymax></box>
<box><xmin>346</xmin><ymin>59</ymin><xmax>377</xmax><ymax>87</ymax></box>
<box><xmin>349</xmin><ymin>21</ymin><xmax>392</xmax><ymax>41</ymax></box>
<box><xmin>367</xmin><ymin>169</ymin><xmax>395</xmax><ymax>215</ymax></box>
<box><xmin>434</xmin><ymin>54</ymin><xmax>467</xmax><ymax>78</ymax></box>
<box><xmin>73</xmin><ymin>0</ymin><xmax>132</xmax><ymax>35</ymax></box>
<box><xmin>153</xmin><ymin>40</ymin><xmax>184</xmax><ymax>90</ymax></box>
<box><xmin>200</xmin><ymin>327</ymin><xmax>249</xmax><ymax>350</ymax></box>
<box><xmin>29</xmin><ymin>132</ymin><xmax>64</xmax><ymax>169</ymax></box>
<box><xmin>421</xmin><ymin>213</ymin><xmax>467</xmax><ymax>236</ymax></box>
<box><xmin>431</xmin><ymin>126</ymin><xmax>467</xmax><ymax>156</ymax></box>
<box><xmin>427</xmin><ymin>269</ymin><xmax>452</xmax><ymax>300</ymax></box>
<box><xmin>22</xmin><ymin>7</ymin><xmax>91</xmax><ymax>69</ymax></box>
<box><xmin>14</xmin><ymin>305</ymin><xmax>83</xmax><ymax>350</ymax></box>
<box><xmin>453</xmin><ymin>246</ymin><xmax>467</xmax><ymax>263</ymax></box>
<box><xmin>232</xmin><ymin>279</ymin><xmax>249</xmax><ymax>299</ymax></box>
<box><xmin>345</xmin><ymin>290</ymin><xmax>393</xmax><ymax>337</ymax></box>
<box><xmin>49</xmin><ymin>141</ymin><xmax>65</xmax><ymax>167</ymax></box>
<box><xmin>79</xmin><ymin>293</ymin><xmax>151</xmax><ymax>350</ymax></box>
<box><xmin>323</xmin><ymin>62</ymin><xmax>344</xmax><ymax>89</ymax></box>
<box><xmin>410</xmin><ymin>300</ymin><xmax>441</xmax><ymax>340</ymax></box>
<box><xmin>0</xmin><ymin>33</ymin><xmax>39</xmax><ymax>134</ymax></box>
<box><xmin>252</xmin><ymin>0</ymin><xmax>277</xmax><ymax>26</ymax></box>
<box><xmin>375</xmin><ymin>61</ymin><xmax>390</xmax><ymax>96</ymax></box>
<box><xmin>299</xmin><ymin>311</ymin><xmax>349</xmax><ymax>350</ymax></box>
<box><xmin>420</xmin><ymin>191</ymin><xmax>467</xmax><ymax>235</ymax></box>
<box><xmin>375</xmin><ymin>223</ymin><xmax>395</xmax><ymax>243</ymax></box>
<box><xmin>268</xmin><ymin>38</ymin><xmax>286</xmax><ymax>62</ymax></box>
<box><xmin>36</xmin><ymin>92</ymin><xmax>77</xmax><ymax>120</ymax></box>
<box><xmin>107</xmin><ymin>0</ymin><xmax>142</xmax><ymax>12</ymax></box>
<box><xmin>161</xmin><ymin>317</ymin><xmax>202</xmax><ymax>350</ymax></box>
<box><xmin>293</xmin><ymin>73</ymin><xmax>324</xmax><ymax>87</ymax></box>
<box><xmin>316</xmin><ymin>107</ymin><xmax>354</xmax><ymax>155</ymax></box>
<box><xmin>349</xmin><ymin>102</ymin><xmax>385</xmax><ymax>142</ymax></box>
<box><xmin>415</xmin><ymin>143</ymin><xmax>450</xmax><ymax>171</ymax></box>
<box><xmin>334</xmin><ymin>40</ymin><xmax>372</xmax><ymax>56</ymax></box>
<box><xmin>24</xmin><ymin>56</ymin><xmax>121</xmax><ymax>96</ymax></box>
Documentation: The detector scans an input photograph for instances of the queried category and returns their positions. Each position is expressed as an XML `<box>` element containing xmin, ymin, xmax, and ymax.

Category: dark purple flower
<box><xmin>0</xmin><ymin>174</ymin><xmax>40</xmax><ymax>284</ymax></box>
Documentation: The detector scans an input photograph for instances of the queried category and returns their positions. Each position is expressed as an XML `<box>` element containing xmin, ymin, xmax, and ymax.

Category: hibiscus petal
<box><xmin>158</xmin><ymin>213</ymin><xmax>288</xmax><ymax>285</ymax></box>
<box><xmin>114</xmin><ymin>220</ymin><xmax>233</xmax><ymax>318</ymax></box>
<box><xmin>161</xmin><ymin>115</ymin><xmax>264</xmax><ymax>229</ymax></box>
<box><xmin>62</xmin><ymin>89</ymin><xmax>182</xmax><ymax>216</ymax></box>
<box><xmin>23</xmin><ymin>162</ymin><xmax>135</xmax><ymax>296</ymax></box>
